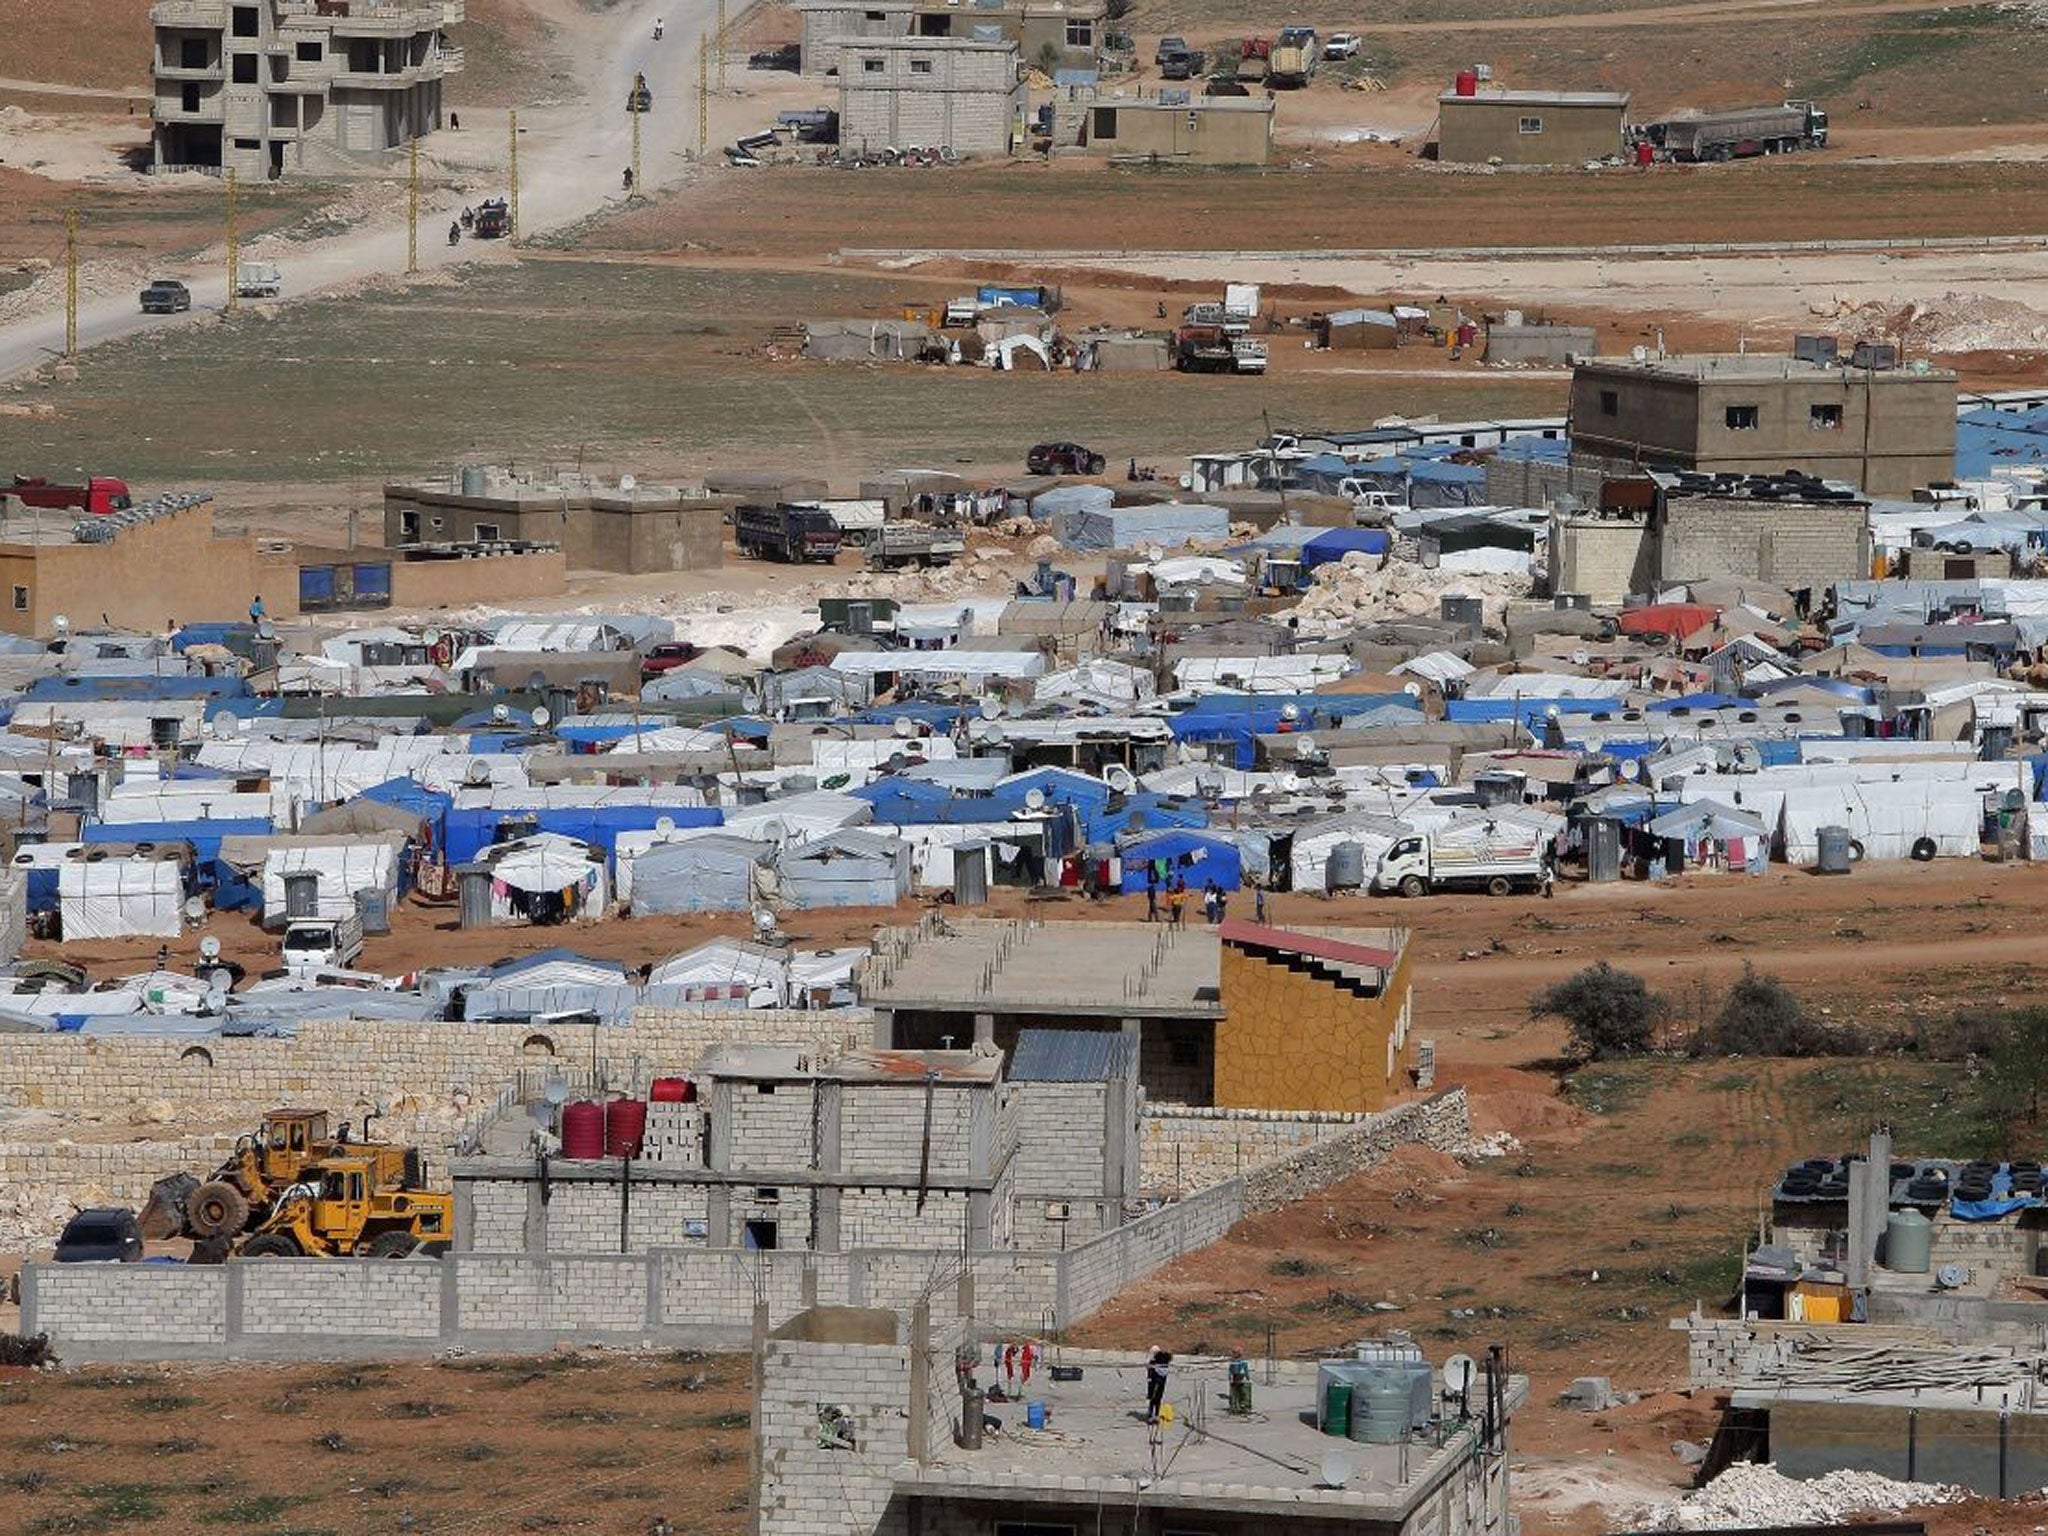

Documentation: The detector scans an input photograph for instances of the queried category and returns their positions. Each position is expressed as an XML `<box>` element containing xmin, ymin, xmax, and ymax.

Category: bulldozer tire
<box><xmin>241</xmin><ymin>1233</ymin><xmax>300</xmax><ymax>1258</ymax></box>
<box><xmin>364</xmin><ymin>1232</ymin><xmax>419</xmax><ymax>1259</ymax></box>
<box><xmin>187</xmin><ymin>1181</ymin><xmax>250</xmax><ymax>1240</ymax></box>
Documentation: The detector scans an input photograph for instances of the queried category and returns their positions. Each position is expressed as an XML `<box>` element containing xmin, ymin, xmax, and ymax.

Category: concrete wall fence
<box><xmin>24</xmin><ymin>1090</ymin><xmax>1470</xmax><ymax>1363</ymax></box>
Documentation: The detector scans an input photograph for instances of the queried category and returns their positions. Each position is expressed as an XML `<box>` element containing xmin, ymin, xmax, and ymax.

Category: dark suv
<box><xmin>140</xmin><ymin>278</ymin><xmax>192</xmax><ymax>314</ymax></box>
<box><xmin>54</xmin><ymin>1207</ymin><xmax>144</xmax><ymax>1263</ymax></box>
<box><xmin>1027</xmin><ymin>442</ymin><xmax>1107</xmax><ymax>476</ymax></box>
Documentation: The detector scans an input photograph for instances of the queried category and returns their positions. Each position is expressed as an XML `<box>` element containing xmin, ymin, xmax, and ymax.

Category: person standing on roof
<box><xmin>1168</xmin><ymin>884</ymin><xmax>1185</xmax><ymax>927</ymax></box>
<box><xmin>248</xmin><ymin>595</ymin><xmax>264</xmax><ymax>625</ymax></box>
<box><xmin>1144</xmin><ymin>1346</ymin><xmax>1171</xmax><ymax>1424</ymax></box>
<box><xmin>1145</xmin><ymin>863</ymin><xmax>1159</xmax><ymax>922</ymax></box>
<box><xmin>1254</xmin><ymin>882</ymin><xmax>1267</xmax><ymax>925</ymax></box>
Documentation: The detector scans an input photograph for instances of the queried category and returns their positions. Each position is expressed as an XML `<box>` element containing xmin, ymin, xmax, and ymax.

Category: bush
<box><xmin>1530</xmin><ymin>963</ymin><xmax>1665</xmax><ymax>1060</ymax></box>
<box><xmin>1691</xmin><ymin>965</ymin><xmax>1846</xmax><ymax>1057</ymax></box>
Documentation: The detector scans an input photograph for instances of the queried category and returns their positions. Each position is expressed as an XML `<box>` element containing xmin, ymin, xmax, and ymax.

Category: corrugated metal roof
<box><xmin>1009</xmin><ymin>1027</ymin><xmax>1137</xmax><ymax>1083</ymax></box>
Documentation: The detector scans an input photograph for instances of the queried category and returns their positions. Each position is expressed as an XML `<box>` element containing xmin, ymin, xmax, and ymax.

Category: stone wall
<box><xmin>1243</xmin><ymin>1089</ymin><xmax>1471</xmax><ymax>1212</ymax></box>
<box><xmin>1140</xmin><ymin>1106</ymin><xmax>1377</xmax><ymax>1195</ymax></box>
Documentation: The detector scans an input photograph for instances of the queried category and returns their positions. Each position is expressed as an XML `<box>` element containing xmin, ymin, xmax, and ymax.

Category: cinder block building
<box><xmin>1436</xmin><ymin>86</ymin><xmax>1629</xmax><ymax>165</ymax></box>
<box><xmin>383</xmin><ymin>471</ymin><xmax>728</xmax><ymax>575</ymax></box>
<box><xmin>1568</xmin><ymin>352</ymin><xmax>1959</xmax><ymax>499</ymax></box>
<box><xmin>796</xmin><ymin>0</ymin><xmax>1103</xmax><ymax>77</ymax></box>
<box><xmin>837</xmin><ymin>37</ymin><xmax>1022</xmax><ymax>157</ymax></box>
<box><xmin>1080</xmin><ymin>94</ymin><xmax>1275</xmax><ymax>165</ymax></box>
<box><xmin>151</xmin><ymin>0</ymin><xmax>462</xmax><ymax>178</ymax></box>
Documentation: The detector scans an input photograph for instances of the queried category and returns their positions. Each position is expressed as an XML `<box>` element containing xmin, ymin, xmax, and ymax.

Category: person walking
<box><xmin>1254</xmin><ymin>883</ymin><xmax>1267</xmax><ymax>925</ymax></box>
<box><xmin>1168</xmin><ymin>884</ymin><xmax>1185</xmax><ymax>927</ymax></box>
<box><xmin>1202</xmin><ymin>881</ymin><xmax>1219</xmax><ymax>925</ymax></box>
<box><xmin>1144</xmin><ymin>1347</ymin><xmax>1171</xmax><ymax>1424</ymax></box>
<box><xmin>1215</xmin><ymin>886</ymin><xmax>1228</xmax><ymax>925</ymax></box>
<box><xmin>248</xmin><ymin>594</ymin><xmax>265</xmax><ymax>625</ymax></box>
<box><xmin>1145</xmin><ymin>863</ymin><xmax>1159</xmax><ymax>922</ymax></box>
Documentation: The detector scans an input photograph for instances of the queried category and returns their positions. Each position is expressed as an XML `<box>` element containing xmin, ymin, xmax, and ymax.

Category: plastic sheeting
<box><xmin>59</xmin><ymin>857</ymin><xmax>183</xmax><ymax>940</ymax></box>
<box><xmin>774</xmin><ymin>831</ymin><xmax>911</xmax><ymax>909</ymax></box>
<box><xmin>257</xmin><ymin>840</ymin><xmax>402</xmax><ymax>922</ymax></box>
<box><xmin>1053</xmin><ymin>503</ymin><xmax>1230</xmax><ymax>552</ymax></box>
<box><xmin>630</xmin><ymin>835</ymin><xmax>770</xmax><ymax>913</ymax></box>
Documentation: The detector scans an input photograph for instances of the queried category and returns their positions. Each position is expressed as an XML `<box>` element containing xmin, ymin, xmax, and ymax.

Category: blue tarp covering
<box><xmin>443</xmin><ymin>803</ymin><xmax>722</xmax><ymax>865</ymax></box>
<box><xmin>995</xmin><ymin>767</ymin><xmax>1113</xmax><ymax>812</ymax></box>
<box><xmin>1115</xmin><ymin>829</ymin><xmax>1242</xmax><ymax>891</ymax></box>
<box><xmin>1490</xmin><ymin>434</ymin><xmax>1571</xmax><ymax>464</ymax></box>
<box><xmin>1955</xmin><ymin>410</ymin><xmax>2048</xmax><ymax>479</ymax></box>
<box><xmin>1649</xmin><ymin>693</ymin><xmax>1748</xmax><ymax>713</ymax></box>
<box><xmin>25</xmin><ymin>674</ymin><xmax>250</xmax><ymax>701</ymax></box>
<box><xmin>171</xmin><ymin>623</ymin><xmax>254</xmax><ymax>653</ymax></box>
<box><xmin>1302</xmin><ymin>528</ymin><xmax>1392</xmax><ymax>569</ymax></box>
<box><xmin>1084</xmin><ymin>793</ymin><xmax>1207</xmax><ymax>845</ymax></box>
<box><xmin>81</xmin><ymin>817</ymin><xmax>272</xmax><ymax>877</ymax></box>
<box><xmin>1445</xmin><ymin>697</ymin><xmax>1614</xmax><ymax>729</ymax></box>
<box><xmin>1168</xmin><ymin>694</ymin><xmax>1419</xmax><ymax>768</ymax></box>
<box><xmin>848</xmin><ymin>778</ymin><xmax>956</xmax><ymax>822</ymax></box>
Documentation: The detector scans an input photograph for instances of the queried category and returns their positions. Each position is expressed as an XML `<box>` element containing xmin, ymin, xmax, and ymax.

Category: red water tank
<box><xmin>1453</xmin><ymin>69</ymin><xmax>1478</xmax><ymax>96</ymax></box>
<box><xmin>1635</xmin><ymin>140</ymin><xmax>1654</xmax><ymax>166</ymax></box>
<box><xmin>605</xmin><ymin>1097</ymin><xmax>648</xmax><ymax>1158</ymax></box>
<box><xmin>649</xmin><ymin>1076</ymin><xmax>695</xmax><ymax>1103</ymax></box>
<box><xmin>560</xmin><ymin>1100</ymin><xmax>604</xmax><ymax>1159</ymax></box>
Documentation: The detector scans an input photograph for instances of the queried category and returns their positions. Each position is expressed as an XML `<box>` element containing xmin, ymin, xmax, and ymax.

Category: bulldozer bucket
<box><xmin>139</xmin><ymin>1172</ymin><xmax>200</xmax><ymax>1241</ymax></box>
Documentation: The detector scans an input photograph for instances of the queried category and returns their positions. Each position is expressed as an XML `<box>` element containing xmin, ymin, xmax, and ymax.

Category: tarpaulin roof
<box><xmin>1617</xmin><ymin>603</ymin><xmax>1722</xmax><ymax>640</ymax></box>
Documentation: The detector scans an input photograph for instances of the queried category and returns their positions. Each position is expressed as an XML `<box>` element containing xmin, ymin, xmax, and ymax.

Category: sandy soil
<box><xmin>0</xmin><ymin>1351</ymin><xmax>754</xmax><ymax>1535</ymax></box>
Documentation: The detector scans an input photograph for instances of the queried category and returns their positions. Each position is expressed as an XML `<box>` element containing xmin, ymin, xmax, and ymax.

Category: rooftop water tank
<box><xmin>1884</xmin><ymin>1208</ymin><xmax>1933</xmax><ymax>1274</ymax></box>
<box><xmin>560</xmin><ymin>1100</ymin><xmax>604</xmax><ymax>1159</ymax></box>
<box><xmin>460</xmin><ymin>465</ymin><xmax>488</xmax><ymax>497</ymax></box>
<box><xmin>1816</xmin><ymin>825</ymin><xmax>1853</xmax><ymax>875</ymax></box>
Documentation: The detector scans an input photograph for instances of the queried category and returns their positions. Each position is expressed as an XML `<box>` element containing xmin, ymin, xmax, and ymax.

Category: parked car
<box><xmin>140</xmin><ymin>278</ymin><xmax>191</xmax><ymax>314</ymax></box>
<box><xmin>640</xmin><ymin>641</ymin><xmax>705</xmax><ymax>678</ymax></box>
<box><xmin>1158</xmin><ymin>43</ymin><xmax>1205</xmax><ymax>78</ymax></box>
<box><xmin>54</xmin><ymin>1207</ymin><xmax>144</xmax><ymax>1263</ymax></box>
<box><xmin>1153</xmin><ymin>34</ymin><xmax>1188</xmax><ymax>65</ymax></box>
<box><xmin>1027</xmin><ymin>442</ymin><xmax>1107</xmax><ymax>476</ymax></box>
<box><xmin>1323</xmin><ymin>31</ymin><xmax>1362</xmax><ymax>59</ymax></box>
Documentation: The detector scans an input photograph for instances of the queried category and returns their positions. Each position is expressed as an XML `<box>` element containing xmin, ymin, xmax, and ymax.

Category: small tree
<box><xmin>1530</xmin><ymin>962</ymin><xmax>1663</xmax><ymax>1061</ymax></box>
<box><xmin>1983</xmin><ymin>1007</ymin><xmax>2048</xmax><ymax>1129</ymax></box>
<box><xmin>1035</xmin><ymin>41</ymin><xmax>1060</xmax><ymax>76</ymax></box>
<box><xmin>1696</xmin><ymin>964</ymin><xmax>1831</xmax><ymax>1057</ymax></box>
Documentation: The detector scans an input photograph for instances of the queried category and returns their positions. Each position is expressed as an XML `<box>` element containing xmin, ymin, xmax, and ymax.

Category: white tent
<box><xmin>1779</xmin><ymin>782</ymin><xmax>1987</xmax><ymax>863</ymax></box>
<box><xmin>476</xmin><ymin>834</ymin><xmax>610</xmax><ymax>923</ymax></box>
<box><xmin>258</xmin><ymin>840</ymin><xmax>402</xmax><ymax>923</ymax></box>
<box><xmin>59</xmin><ymin>854</ymin><xmax>183</xmax><ymax>940</ymax></box>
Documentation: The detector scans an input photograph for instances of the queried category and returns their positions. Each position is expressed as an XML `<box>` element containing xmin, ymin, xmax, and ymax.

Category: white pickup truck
<box><xmin>236</xmin><ymin>261</ymin><xmax>283</xmax><ymax>299</ymax></box>
<box><xmin>282</xmin><ymin>912</ymin><xmax>364</xmax><ymax>977</ymax></box>
<box><xmin>1371</xmin><ymin>831</ymin><xmax>1549</xmax><ymax>897</ymax></box>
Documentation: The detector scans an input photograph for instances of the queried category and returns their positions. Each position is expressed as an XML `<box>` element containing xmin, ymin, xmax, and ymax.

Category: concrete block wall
<box><xmin>1060</xmin><ymin>1179</ymin><xmax>1246</xmax><ymax>1320</ymax></box>
<box><xmin>452</xmin><ymin>1253</ymin><xmax>649</xmax><ymax>1337</ymax></box>
<box><xmin>839</xmin><ymin>1082</ymin><xmax>977</xmax><ymax>1179</ymax></box>
<box><xmin>469</xmin><ymin>1178</ymin><xmax>530</xmax><ymax>1250</ymax></box>
<box><xmin>1011</xmin><ymin>1082</ymin><xmax>1111</xmax><ymax>1192</ymax></box>
<box><xmin>238</xmin><ymin>1261</ymin><xmax>442</xmax><ymax>1341</ymax></box>
<box><xmin>27</xmin><ymin>1263</ymin><xmax>228</xmax><ymax>1349</ymax></box>
<box><xmin>728</xmin><ymin>1083</ymin><xmax>819</xmax><ymax>1173</ymax></box>
<box><xmin>756</xmin><ymin>1336</ymin><xmax>913</xmax><ymax>1536</ymax></box>
<box><xmin>1660</xmin><ymin>500</ymin><xmax>1869</xmax><ymax>591</ymax></box>
<box><xmin>1681</xmin><ymin>1317</ymin><xmax>1941</xmax><ymax>1388</ymax></box>
<box><xmin>842</xmin><ymin>1187</ymin><xmax>970</xmax><ymax>1251</ymax></box>
<box><xmin>0</xmin><ymin>1133</ymin><xmax>235</xmax><ymax>1215</ymax></box>
<box><xmin>1242</xmin><ymin>1090</ymin><xmax>1470</xmax><ymax>1212</ymax></box>
<box><xmin>642</xmin><ymin>1103</ymin><xmax>707</xmax><ymax>1168</ymax></box>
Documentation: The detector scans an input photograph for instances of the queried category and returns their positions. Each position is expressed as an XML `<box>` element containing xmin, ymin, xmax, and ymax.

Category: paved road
<box><xmin>0</xmin><ymin>0</ymin><xmax>711</xmax><ymax>383</ymax></box>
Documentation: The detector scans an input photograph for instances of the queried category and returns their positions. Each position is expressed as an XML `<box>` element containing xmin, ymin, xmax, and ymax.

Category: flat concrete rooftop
<box><xmin>861</xmin><ymin>918</ymin><xmax>1224</xmax><ymax>1020</ymax></box>
<box><xmin>1577</xmin><ymin>353</ymin><xmax>1959</xmax><ymax>383</ymax></box>
<box><xmin>905</xmin><ymin>1352</ymin><xmax>1523</xmax><ymax>1518</ymax></box>
<box><xmin>701</xmin><ymin>1044</ymin><xmax>1000</xmax><ymax>1084</ymax></box>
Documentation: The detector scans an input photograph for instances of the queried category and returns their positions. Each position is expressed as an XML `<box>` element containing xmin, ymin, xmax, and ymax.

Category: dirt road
<box><xmin>0</xmin><ymin>0</ymin><xmax>714</xmax><ymax>383</ymax></box>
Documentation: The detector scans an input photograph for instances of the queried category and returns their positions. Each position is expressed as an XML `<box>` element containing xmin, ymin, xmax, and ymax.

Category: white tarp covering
<box><xmin>59</xmin><ymin>856</ymin><xmax>183</xmax><ymax>940</ymax></box>
<box><xmin>828</xmin><ymin>651</ymin><xmax>1047</xmax><ymax>683</ymax></box>
<box><xmin>99</xmin><ymin>788</ymin><xmax>285</xmax><ymax>825</ymax></box>
<box><xmin>1173</xmin><ymin>654</ymin><xmax>1351</xmax><ymax>693</ymax></box>
<box><xmin>1035</xmin><ymin>658</ymin><xmax>1156</xmax><ymax>705</ymax></box>
<box><xmin>1778</xmin><ymin>782</ymin><xmax>1988</xmax><ymax>862</ymax></box>
<box><xmin>477</xmin><ymin>834</ymin><xmax>610</xmax><ymax>922</ymax></box>
<box><xmin>259</xmin><ymin>841</ymin><xmax>401</xmax><ymax>922</ymax></box>
<box><xmin>196</xmin><ymin>739</ymin><xmax>471</xmax><ymax>800</ymax></box>
<box><xmin>876</xmin><ymin>820</ymin><xmax>1042</xmax><ymax>890</ymax></box>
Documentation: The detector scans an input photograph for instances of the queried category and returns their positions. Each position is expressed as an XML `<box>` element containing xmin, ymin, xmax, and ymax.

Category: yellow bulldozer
<box><xmin>140</xmin><ymin>1108</ymin><xmax>344</xmax><ymax>1245</ymax></box>
<box><xmin>239</xmin><ymin>1146</ymin><xmax>453</xmax><ymax>1259</ymax></box>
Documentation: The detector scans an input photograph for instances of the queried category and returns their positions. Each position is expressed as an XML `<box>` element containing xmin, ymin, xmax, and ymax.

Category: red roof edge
<box><xmin>1218</xmin><ymin>918</ymin><xmax>1399</xmax><ymax>972</ymax></box>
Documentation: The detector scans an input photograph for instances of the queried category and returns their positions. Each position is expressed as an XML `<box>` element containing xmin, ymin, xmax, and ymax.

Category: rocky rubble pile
<box><xmin>1639</xmin><ymin>1464</ymin><xmax>1964</xmax><ymax>1531</ymax></box>
<box><xmin>1293</xmin><ymin>553</ymin><xmax>1532</xmax><ymax>634</ymax></box>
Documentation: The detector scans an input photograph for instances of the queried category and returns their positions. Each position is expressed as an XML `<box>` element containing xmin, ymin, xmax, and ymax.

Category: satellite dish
<box><xmin>1318</xmin><ymin>1451</ymin><xmax>1354</xmax><ymax>1489</ymax></box>
<box><xmin>753</xmin><ymin>906</ymin><xmax>779</xmax><ymax>935</ymax></box>
<box><xmin>529</xmin><ymin>1100</ymin><xmax>555</xmax><ymax>1129</ymax></box>
<box><xmin>1442</xmin><ymin>1354</ymin><xmax>1479</xmax><ymax>1399</ymax></box>
<box><xmin>199</xmin><ymin>936</ymin><xmax>222</xmax><ymax>960</ymax></box>
<box><xmin>183</xmin><ymin>896</ymin><xmax>206</xmax><ymax>923</ymax></box>
<box><xmin>1006</xmin><ymin>699</ymin><xmax>1026</xmax><ymax>719</ymax></box>
<box><xmin>619</xmin><ymin>473</ymin><xmax>638</xmax><ymax>492</ymax></box>
<box><xmin>1105</xmin><ymin>765</ymin><xmax>1137</xmax><ymax>793</ymax></box>
<box><xmin>1279</xmin><ymin>771</ymin><xmax>1302</xmax><ymax>793</ymax></box>
<box><xmin>1024</xmin><ymin>788</ymin><xmax>1047</xmax><ymax>811</ymax></box>
<box><xmin>1545</xmin><ymin>705</ymin><xmax>1561</xmax><ymax>720</ymax></box>
<box><xmin>1570</xmin><ymin>649</ymin><xmax>1591</xmax><ymax>667</ymax></box>
<box><xmin>1936</xmin><ymin>1262</ymin><xmax>1969</xmax><ymax>1290</ymax></box>
<box><xmin>531</xmin><ymin>706</ymin><xmax>552</xmax><ymax>729</ymax></box>
<box><xmin>654</xmin><ymin>816</ymin><xmax>677</xmax><ymax>841</ymax></box>
<box><xmin>1280</xmin><ymin>702</ymin><xmax>1301</xmax><ymax>722</ymax></box>
<box><xmin>983</xmin><ymin>724</ymin><xmax>1005</xmax><ymax>746</ymax></box>
<box><xmin>886</xmin><ymin>751</ymin><xmax>907</xmax><ymax>773</ymax></box>
<box><xmin>1619</xmin><ymin>759</ymin><xmax>1641</xmax><ymax>782</ymax></box>
<box><xmin>543</xmin><ymin>1080</ymin><xmax>572</xmax><ymax>1107</ymax></box>
<box><xmin>979</xmin><ymin>697</ymin><xmax>1002</xmax><ymax>720</ymax></box>
<box><xmin>491</xmin><ymin>703</ymin><xmax>510</xmax><ymax>724</ymax></box>
<box><xmin>1631</xmin><ymin>344</ymin><xmax>1650</xmax><ymax>363</ymax></box>
<box><xmin>1402</xmin><ymin>682</ymin><xmax>1422</xmax><ymax>698</ymax></box>
<box><xmin>424</xmin><ymin>627</ymin><xmax>444</xmax><ymax>648</ymax></box>
<box><xmin>1294</xmin><ymin>734</ymin><xmax>1318</xmax><ymax>758</ymax></box>
<box><xmin>52</xmin><ymin>615</ymin><xmax>68</xmax><ymax>634</ymax></box>
<box><xmin>204</xmin><ymin>976</ymin><xmax>230</xmax><ymax>1010</ymax></box>
<box><xmin>893</xmin><ymin>716</ymin><xmax>916</xmax><ymax>738</ymax></box>
<box><xmin>465</xmin><ymin>759</ymin><xmax>493</xmax><ymax>786</ymax></box>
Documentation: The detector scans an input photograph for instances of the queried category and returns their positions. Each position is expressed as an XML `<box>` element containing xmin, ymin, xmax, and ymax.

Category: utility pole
<box><xmin>630</xmin><ymin>100</ymin><xmax>643</xmax><ymax>200</ymax></box>
<box><xmin>697</xmin><ymin>37</ymin><xmax>709</xmax><ymax>157</ymax></box>
<box><xmin>224</xmin><ymin>167</ymin><xmax>239</xmax><ymax>313</ymax></box>
<box><xmin>508</xmin><ymin>108</ymin><xmax>520</xmax><ymax>241</ymax></box>
<box><xmin>407</xmin><ymin>134</ymin><xmax>419</xmax><ymax>274</ymax></box>
<box><xmin>63</xmin><ymin>208</ymin><xmax>77</xmax><ymax>357</ymax></box>
<box><xmin>716</xmin><ymin>0</ymin><xmax>728</xmax><ymax>89</ymax></box>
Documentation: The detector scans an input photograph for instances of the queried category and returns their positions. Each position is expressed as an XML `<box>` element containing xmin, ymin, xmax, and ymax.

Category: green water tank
<box><xmin>1322</xmin><ymin>1378</ymin><xmax>1352</xmax><ymax>1438</ymax></box>
<box><xmin>1884</xmin><ymin>1208</ymin><xmax>1933</xmax><ymax>1274</ymax></box>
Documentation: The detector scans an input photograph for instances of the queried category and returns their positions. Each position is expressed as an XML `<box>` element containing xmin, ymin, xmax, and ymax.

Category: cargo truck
<box><xmin>1371</xmin><ymin>830</ymin><xmax>1549</xmax><ymax>897</ymax></box>
<box><xmin>1655</xmin><ymin>100</ymin><xmax>1827</xmax><ymax>162</ymax></box>
<box><xmin>735</xmin><ymin>503</ymin><xmax>842</xmax><ymax>563</ymax></box>
<box><xmin>867</xmin><ymin>522</ymin><xmax>965</xmax><ymax>569</ymax></box>
<box><xmin>9</xmin><ymin>475</ymin><xmax>133</xmax><ymax>515</ymax></box>
<box><xmin>1268</xmin><ymin>27</ymin><xmax>1319</xmax><ymax>87</ymax></box>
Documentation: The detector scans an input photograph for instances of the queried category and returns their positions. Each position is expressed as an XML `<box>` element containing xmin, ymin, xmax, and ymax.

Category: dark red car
<box><xmin>1027</xmin><ymin>442</ymin><xmax>1107</xmax><ymax>476</ymax></box>
<box><xmin>640</xmin><ymin>641</ymin><xmax>704</xmax><ymax>679</ymax></box>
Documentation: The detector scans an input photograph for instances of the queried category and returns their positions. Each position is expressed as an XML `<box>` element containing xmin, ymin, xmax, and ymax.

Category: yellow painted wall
<box><xmin>1212</xmin><ymin>943</ymin><xmax>1412</xmax><ymax>1111</ymax></box>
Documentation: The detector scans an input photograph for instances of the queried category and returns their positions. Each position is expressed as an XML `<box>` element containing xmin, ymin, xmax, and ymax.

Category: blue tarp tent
<box><xmin>81</xmin><ymin>817</ymin><xmax>272</xmax><ymax>887</ymax></box>
<box><xmin>25</xmin><ymin>674</ymin><xmax>250</xmax><ymax>702</ymax></box>
<box><xmin>1084</xmin><ymin>793</ymin><xmax>1207</xmax><ymax>845</ymax></box>
<box><xmin>1116</xmin><ymin>828</ymin><xmax>1242</xmax><ymax>891</ymax></box>
<box><xmin>1302</xmin><ymin>528</ymin><xmax>1391</xmax><ymax>569</ymax></box>
<box><xmin>443</xmin><ymin>802</ymin><xmax>722</xmax><ymax>865</ymax></box>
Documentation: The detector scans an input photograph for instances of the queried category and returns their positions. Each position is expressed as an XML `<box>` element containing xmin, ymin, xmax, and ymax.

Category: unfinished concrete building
<box><xmin>757</xmin><ymin>1306</ymin><xmax>1526</xmax><ymax>1536</ymax></box>
<box><xmin>861</xmin><ymin>916</ymin><xmax>1414</xmax><ymax>1111</ymax></box>
<box><xmin>383</xmin><ymin>471</ymin><xmax>727</xmax><ymax>575</ymax></box>
<box><xmin>796</xmin><ymin>0</ymin><xmax>1103</xmax><ymax>77</ymax></box>
<box><xmin>837</xmin><ymin>37</ymin><xmax>1022</xmax><ymax>157</ymax></box>
<box><xmin>1569</xmin><ymin>352</ymin><xmax>1959</xmax><ymax>498</ymax></box>
<box><xmin>151</xmin><ymin>0</ymin><xmax>462</xmax><ymax>178</ymax></box>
